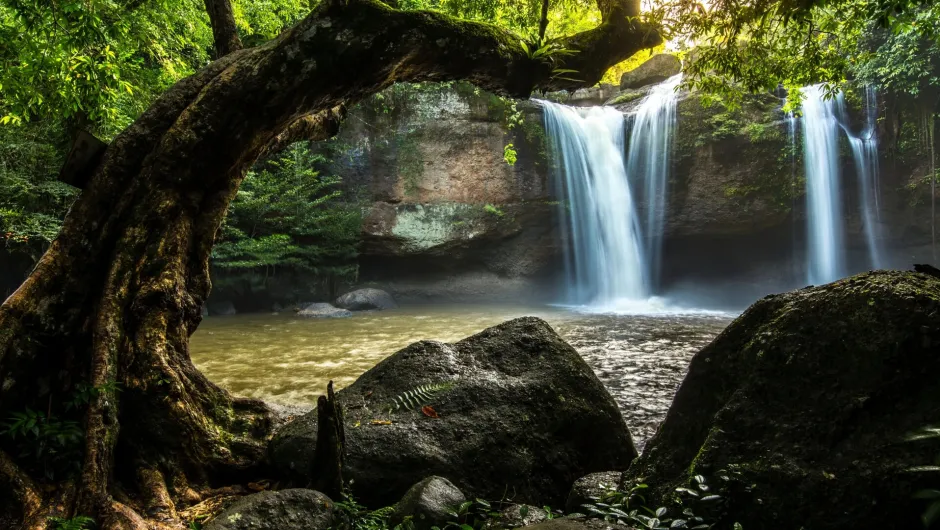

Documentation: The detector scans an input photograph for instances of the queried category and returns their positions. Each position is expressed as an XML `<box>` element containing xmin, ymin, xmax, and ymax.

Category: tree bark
<box><xmin>0</xmin><ymin>0</ymin><xmax>659</xmax><ymax>527</ymax></box>
<box><xmin>203</xmin><ymin>0</ymin><xmax>243</xmax><ymax>58</ymax></box>
<box><xmin>310</xmin><ymin>382</ymin><xmax>346</xmax><ymax>499</ymax></box>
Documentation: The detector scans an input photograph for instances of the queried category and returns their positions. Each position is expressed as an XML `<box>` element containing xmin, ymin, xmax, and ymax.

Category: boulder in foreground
<box><xmin>623</xmin><ymin>270</ymin><xmax>940</xmax><ymax>529</ymax></box>
<box><xmin>270</xmin><ymin>317</ymin><xmax>637</xmax><ymax>507</ymax></box>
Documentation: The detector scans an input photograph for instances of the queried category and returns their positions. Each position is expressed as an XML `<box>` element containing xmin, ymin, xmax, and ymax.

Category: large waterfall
<box><xmin>800</xmin><ymin>84</ymin><xmax>884</xmax><ymax>285</ymax></box>
<box><xmin>541</xmin><ymin>102</ymin><xmax>648</xmax><ymax>307</ymax></box>
<box><xmin>540</xmin><ymin>76</ymin><xmax>680</xmax><ymax>310</ymax></box>
<box><xmin>626</xmin><ymin>74</ymin><xmax>682</xmax><ymax>290</ymax></box>
<box><xmin>801</xmin><ymin>84</ymin><xmax>847</xmax><ymax>285</ymax></box>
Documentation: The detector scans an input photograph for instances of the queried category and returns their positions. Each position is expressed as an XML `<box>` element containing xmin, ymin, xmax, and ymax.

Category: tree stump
<box><xmin>311</xmin><ymin>381</ymin><xmax>346</xmax><ymax>499</ymax></box>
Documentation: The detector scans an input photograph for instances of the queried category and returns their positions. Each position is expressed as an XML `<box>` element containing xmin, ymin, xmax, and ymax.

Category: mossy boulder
<box><xmin>270</xmin><ymin>317</ymin><xmax>637</xmax><ymax>508</ymax></box>
<box><xmin>623</xmin><ymin>270</ymin><xmax>940</xmax><ymax>529</ymax></box>
<box><xmin>619</xmin><ymin>54</ymin><xmax>681</xmax><ymax>89</ymax></box>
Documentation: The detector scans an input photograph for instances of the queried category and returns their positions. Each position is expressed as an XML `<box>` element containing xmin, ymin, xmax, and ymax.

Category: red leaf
<box><xmin>421</xmin><ymin>405</ymin><xmax>440</xmax><ymax>418</ymax></box>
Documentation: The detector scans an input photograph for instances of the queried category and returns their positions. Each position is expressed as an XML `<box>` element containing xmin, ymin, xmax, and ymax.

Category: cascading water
<box><xmin>625</xmin><ymin>74</ymin><xmax>682</xmax><ymax>290</ymax></box>
<box><xmin>539</xmin><ymin>75</ymin><xmax>681</xmax><ymax>310</ymax></box>
<box><xmin>541</xmin><ymin>102</ymin><xmax>648</xmax><ymax>307</ymax></box>
<box><xmin>801</xmin><ymin>84</ymin><xmax>847</xmax><ymax>285</ymax></box>
<box><xmin>843</xmin><ymin>86</ymin><xmax>884</xmax><ymax>269</ymax></box>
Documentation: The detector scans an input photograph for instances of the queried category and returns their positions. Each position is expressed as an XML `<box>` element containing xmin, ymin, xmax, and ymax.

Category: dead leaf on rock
<box><xmin>421</xmin><ymin>405</ymin><xmax>440</xmax><ymax>418</ymax></box>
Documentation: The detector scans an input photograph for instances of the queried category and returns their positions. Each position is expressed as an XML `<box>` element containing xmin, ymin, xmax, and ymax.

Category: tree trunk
<box><xmin>203</xmin><ymin>0</ymin><xmax>243</xmax><ymax>58</ymax></box>
<box><xmin>0</xmin><ymin>0</ymin><xmax>658</xmax><ymax>527</ymax></box>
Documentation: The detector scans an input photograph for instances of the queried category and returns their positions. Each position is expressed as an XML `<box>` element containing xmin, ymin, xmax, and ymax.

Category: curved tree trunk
<box><xmin>0</xmin><ymin>0</ymin><xmax>658</xmax><ymax>527</ymax></box>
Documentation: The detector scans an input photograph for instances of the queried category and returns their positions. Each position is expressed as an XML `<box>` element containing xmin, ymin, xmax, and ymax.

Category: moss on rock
<box><xmin>624</xmin><ymin>270</ymin><xmax>940</xmax><ymax>529</ymax></box>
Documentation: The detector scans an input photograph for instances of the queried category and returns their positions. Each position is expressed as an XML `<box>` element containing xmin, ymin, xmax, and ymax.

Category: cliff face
<box><xmin>315</xmin><ymin>81</ymin><xmax>934</xmax><ymax>302</ymax></box>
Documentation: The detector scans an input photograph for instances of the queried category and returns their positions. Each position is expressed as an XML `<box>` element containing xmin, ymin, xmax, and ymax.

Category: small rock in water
<box><xmin>297</xmin><ymin>303</ymin><xmax>352</xmax><ymax>318</ymax></box>
<box><xmin>333</xmin><ymin>288</ymin><xmax>397</xmax><ymax>311</ymax></box>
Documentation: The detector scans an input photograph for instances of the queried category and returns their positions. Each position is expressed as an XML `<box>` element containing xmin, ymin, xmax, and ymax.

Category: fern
<box><xmin>49</xmin><ymin>516</ymin><xmax>95</xmax><ymax>530</ymax></box>
<box><xmin>388</xmin><ymin>382</ymin><xmax>454</xmax><ymax>412</ymax></box>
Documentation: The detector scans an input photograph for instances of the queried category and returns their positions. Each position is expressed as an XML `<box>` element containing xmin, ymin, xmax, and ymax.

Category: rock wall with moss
<box><xmin>313</xmin><ymin>82</ymin><xmax>935</xmax><ymax>302</ymax></box>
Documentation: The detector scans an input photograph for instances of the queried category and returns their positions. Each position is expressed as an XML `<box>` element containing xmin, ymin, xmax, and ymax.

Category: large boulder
<box><xmin>392</xmin><ymin>476</ymin><xmax>467</xmax><ymax>530</ymax></box>
<box><xmin>334</xmin><ymin>288</ymin><xmax>398</xmax><ymax>311</ymax></box>
<box><xmin>619</xmin><ymin>54</ymin><xmax>681</xmax><ymax>89</ymax></box>
<box><xmin>270</xmin><ymin>317</ymin><xmax>637</xmax><ymax>507</ymax></box>
<box><xmin>623</xmin><ymin>271</ymin><xmax>940</xmax><ymax>529</ymax></box>
<box><xmin>204</xmin><ymin>489</ymin><xmax>333</xmax><ymax>530</ymax></box>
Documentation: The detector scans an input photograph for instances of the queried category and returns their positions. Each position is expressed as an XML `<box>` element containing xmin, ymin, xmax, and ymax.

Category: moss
<box><xmin>607</xmin><ymin>90</ymin><xmax>646</xmax><ymax>105</ymax></box>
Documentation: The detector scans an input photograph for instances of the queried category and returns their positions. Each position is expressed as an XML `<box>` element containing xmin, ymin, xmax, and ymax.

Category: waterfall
<box><xmin>801</xmin><ymin>84</ymin><xmax>846</xmax><ymax>285</ymax></box>
<box><xmin>625</xmin><ymin>74</ymin><xmax>682</xmax><ymax>290</ymax></box>
<box><xmin>539</xmin><ymin>75</ymin><xmax>680</xmax><ymax>310</ymax></box>
<box><xmin>844</xmin><ymin>86</ymin><xmax>884</xmax><ymax>269</ymax></box>
<box><xmin>540</xmin><ymin>103</ymin><xmax>648</xmax><ymax>307</ymax></box>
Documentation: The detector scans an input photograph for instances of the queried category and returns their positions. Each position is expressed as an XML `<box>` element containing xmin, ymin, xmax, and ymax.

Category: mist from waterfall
<box><xmin>801</xmin><ymin>84</ymin><xmax>847</xmax><ymax>285</ymax></box>
<box><xmin>541</xmin><ymin>102</ymin><xmax>648</xmax><ymax>308</ymax></box>
<box><xmin>625</xmin><ymin>74</ymin><xmax>682</xmax><ymax>290</ymax></box>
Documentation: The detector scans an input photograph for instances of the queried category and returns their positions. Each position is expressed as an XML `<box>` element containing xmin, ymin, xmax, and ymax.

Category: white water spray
<box><xmin>801</xmin><ymin>84</ymin><xmax>846</xmax><ymax>284</ymax></box>
<box><xmin>626</xmin><ymin>74</ymin><xmax>682</xmax><ymax>289</ymax></box>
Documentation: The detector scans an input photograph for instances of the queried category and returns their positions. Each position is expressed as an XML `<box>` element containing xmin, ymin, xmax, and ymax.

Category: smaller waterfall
<box><xmin>541</xmin><ymin>102</ymin><xmax>648</xmax><ymax>307</ymax></box>
<box><xmin>801</xmin><ymin>84</ymin><xmax>846</xmax><ymax>285</ymax></box>
<box><xmin>625</xmin><ymin>74</ymin><xmax>682</xmax><ymax>290</ymax></box>
<box><xmin>843</xmin><ymin>86</ymin><xmax>884</xmax><ymax>269</ymax></box>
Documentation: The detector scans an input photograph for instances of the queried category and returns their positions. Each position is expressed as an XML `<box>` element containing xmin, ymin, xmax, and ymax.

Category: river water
<box><xmin>191</xmin><ymin>304</ymin><xmax>733</xmax><ymax>446</ymax></box>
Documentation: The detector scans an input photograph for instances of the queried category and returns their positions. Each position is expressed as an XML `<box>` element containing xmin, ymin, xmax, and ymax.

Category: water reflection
<box><xmin>190</xmin><ymin>304</ymin><xmax>732</xmax><ymax>446</ymax></box>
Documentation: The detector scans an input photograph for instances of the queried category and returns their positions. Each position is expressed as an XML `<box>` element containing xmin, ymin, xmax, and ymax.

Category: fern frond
<box><xmin>388</xmin><ymin>382</ymin><xmax>454</xmax><ymax>412</ymax></box>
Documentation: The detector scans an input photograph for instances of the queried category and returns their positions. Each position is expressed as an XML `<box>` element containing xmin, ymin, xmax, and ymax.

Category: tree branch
<box><xmin>203</xmin><ymin>0</ymin><xmax>242</xmax><ymax>58</ymax></box>
<box><xmin>259</xmin><ymin>105</ymin><xmax>347</xmax><ymax>158</ymax></box>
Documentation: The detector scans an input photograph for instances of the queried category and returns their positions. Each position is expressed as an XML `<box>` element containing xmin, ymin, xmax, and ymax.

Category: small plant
<box><xmin>65</xmin><ymin>381</ymin><xmax>122</xmax><ymax>411</ymax></box>
<box><xmin>4</xmin><ymin>408</ymin><xmax>83</xmax><ymax>479</ymax></box>
<box><xmin>907</xmin><ymin>426</ymin><xmax>940</xmax><ymax>526</ymax></box>
<box><xmin>49</xmin><ymin>515</ymin><xmax>95</xmax><ymax>530</ymax></box>
<box><xmin>579</xmin><ymin>475</ymin><xmax>727</xmax><ymax>529</ymax></box>
<box><xmin>388</xmin><ymin>382</ymin><xmax>454</xmax><ymax>412</ymax></box>
<box><xmin>503</xmin><ymin>143</ymin><xmax>517</xmax><ymax>166</ymax></box>
<box><xmin>483</xmin><ymin>204</ymin><xmax>504</xmax><ymax>217</ymax></box>
<box><xmin>439</xmin><ymin>498</ymin><xmax>504</xmax><ymax>530</ymax></box>
<box><xmin>333</xmin><ymin>493</ymin><xmax>399</xmax><ymax>530</ymax></box>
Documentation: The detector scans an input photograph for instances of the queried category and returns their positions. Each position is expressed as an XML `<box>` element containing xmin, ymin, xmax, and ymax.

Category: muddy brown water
<box><xmin>190</xmin><ymin>304</ymin><xmax>733</xmax><ymax>446</ymax></box>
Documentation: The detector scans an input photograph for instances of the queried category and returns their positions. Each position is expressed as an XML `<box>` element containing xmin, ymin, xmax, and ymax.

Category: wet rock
<box><xmin>519</xmin><ymin>519</ymin><xmax>627</xmax><ymax>530</ymax></box>
<box><xmin>204</xmin><ymin>489</ymin><xmax>333</xmax><ymax>530</ymax></box>
<box><xmin>499</xmin><ymin>504</ymin><xmax>548</xmax><ymax>528</ymax></box>
<box><xmin>297</xmin><ymin>303</ymin><xmax>352</xmax><ymax>318</ymax></box>
<box><xmin>208</xmin><ymin>300</ymin><xmax>236</xmax><ymax>316</ymax></box>
<box><xmin>619</xmin><ymin>54</ymin><xmax>681</xmax><ymax>89</ymax></box>
<box><xmin>623</xmin><ymin>271</ymin><xmax>940</xmax><ymax>529</ymax></box>
<box><xmin>565</xmin><ymin>472</ymin><xmax>622</xmax><ymax>513</ymax></box>
<box><xmin>334</xmin><ymin>288</ymin><xmax>398</xmax><ymax>311</ymax></box>
<box><xmin>392</xmin><ymin>476</ymin><xmax>466</xmax><ymax>530</ymax></box>
<box><xmin>270</xmin><ymin>317</ymin><xmax>637</xmax><ymax>508</ymax></box>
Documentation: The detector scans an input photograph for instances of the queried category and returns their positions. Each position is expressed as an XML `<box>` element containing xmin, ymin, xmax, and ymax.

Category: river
<box><xmin>191</xmin><ymin>304</ymin><xmax>733</xmax><ymax>446</ymax></box>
